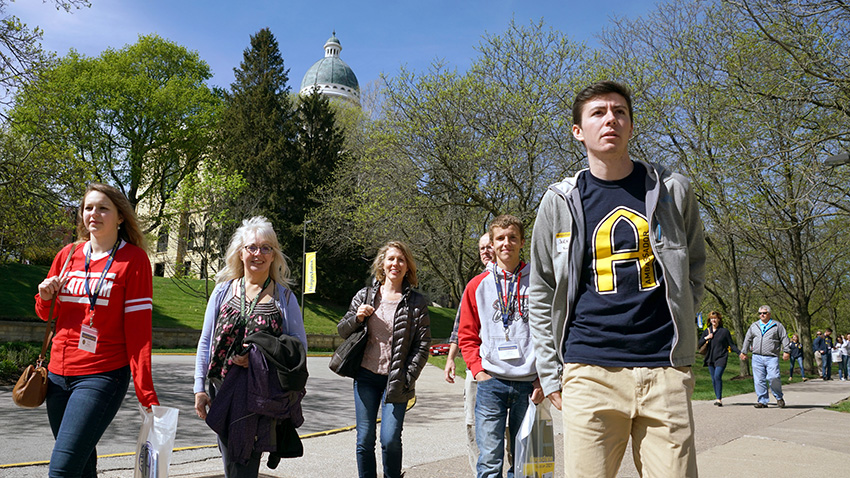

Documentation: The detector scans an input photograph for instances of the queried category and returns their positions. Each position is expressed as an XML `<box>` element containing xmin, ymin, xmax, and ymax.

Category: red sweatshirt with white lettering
<box><xmin>35</xmin><ymin>241</ymin><xmax>159</xmax><ymax>407</ymax></box>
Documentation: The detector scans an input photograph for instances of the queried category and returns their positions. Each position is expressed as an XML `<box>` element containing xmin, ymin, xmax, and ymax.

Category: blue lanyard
<box><xmin>84</xmin><ymin>240</ymin><xmax>121</xmax><ymax>320</ymax></box>
<box><xmin>492</xmin><ymin>263</ymin><xmax>522</xmax><ymax>339</ymax></box>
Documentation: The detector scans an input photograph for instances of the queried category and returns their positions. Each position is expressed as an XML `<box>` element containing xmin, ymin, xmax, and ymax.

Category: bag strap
<box><xmin>38</xmin><ymin>244</ymin><xmax>77</xmax><ymax>367</ymax></box>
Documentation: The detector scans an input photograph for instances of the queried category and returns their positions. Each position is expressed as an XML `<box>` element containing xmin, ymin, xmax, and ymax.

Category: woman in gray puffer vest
<box><xmin>338</xmin><ymin>240</ymin><xmax>431</xmax><ymax>478</ymax></box>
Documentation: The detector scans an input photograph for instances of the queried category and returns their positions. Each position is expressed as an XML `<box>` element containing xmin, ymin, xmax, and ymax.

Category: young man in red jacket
<box><xmin>459</xmin><ymin>214</ymin><xmax>543</xmax><ymax>478</ymax></box>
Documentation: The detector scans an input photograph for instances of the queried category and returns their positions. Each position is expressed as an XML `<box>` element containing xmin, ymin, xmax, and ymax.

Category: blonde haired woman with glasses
<box><xmin>193</xmin><ymin>216</ymin><xmax>307</xmax><ymax>477</ymax></box>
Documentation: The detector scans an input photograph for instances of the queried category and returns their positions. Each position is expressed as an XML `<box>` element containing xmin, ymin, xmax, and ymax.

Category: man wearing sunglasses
<box><xmin>740</xmin><ymin>305</ymin><xmax>791</xmax><ymax>408</ymax></box>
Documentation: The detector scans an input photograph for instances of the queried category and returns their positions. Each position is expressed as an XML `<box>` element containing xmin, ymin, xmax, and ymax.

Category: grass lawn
<box><xmin>0</xmin><ymin>263</ymin><xmax>458</xmax><ymax>338</ymax></box>
<box><xmin>0</xmin><ymin>263</ymin><xmax>49</xmax><ymax>319</ymax></box>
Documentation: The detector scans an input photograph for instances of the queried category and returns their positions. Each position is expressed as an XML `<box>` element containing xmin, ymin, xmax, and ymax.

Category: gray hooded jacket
<box><xmin>528</xmin><ymin>160</ymin><xmax>706</xmax><ymax>396</ymax></box>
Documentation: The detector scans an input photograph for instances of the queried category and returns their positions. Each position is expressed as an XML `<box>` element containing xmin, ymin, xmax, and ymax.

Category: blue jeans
<box><xmin>475</xmin><ymin>377</ymin><xmax>533</xmax><ymax>478</ymax></box>
<box><xmin>752</xmin><ymin>354</ymin><xmax>782</xmax><ymax>405</ymax></box>
<box><xmin>843</xmin><ymin>357</ymin><xmax>850</xmax><ymax>379</ymax></box>
<box><xmin>354</xmin><ymin>367</ymin><xmax>407</xmax><ymax>478</ymax></box>
<box><xmin>707</xmin><ymin>364</ymin><xmax>725</xmax><ymax>400</ymax></box>
<box><xmin>789</xmin><ymin>357</ymin><xmax>804</xmax><ymax>378</ymax></box>
<box><xmin>46</xmin><ymin>366</ymin><xmax>130</xmax><ymax>478</ymax></box>
<box><xmin>838</xmin><ymin>357</ymin><xmax>846</xmax><ymax>380</ymax></box>
<box><xmin>822</xmin><ymin>351</ymin><xmax>833</xmax><ymax>379</ymax></box>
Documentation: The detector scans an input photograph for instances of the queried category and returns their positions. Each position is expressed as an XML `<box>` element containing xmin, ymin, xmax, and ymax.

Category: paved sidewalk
<box><xmin>2</xmin><ymin>359</ymin><xmax>849</xmax><ymax>477</ymax></box>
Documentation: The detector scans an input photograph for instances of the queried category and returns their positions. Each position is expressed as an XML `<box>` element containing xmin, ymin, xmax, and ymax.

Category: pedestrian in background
<box><xmin>697</xmin><ymin>311</ymin><xmax>741</xmax><ymax>406</ymax></box>
<box><xmin>813</xmin><ymin>328</ymin><xmax>834</xmax><ymax>380</ymax></box>
<box><xmin>740</xmin><ymin>306</ymin><xmax>790</xmax><ymax>408</ymax></box>
<box><xmin>842</xmin><ymin>334</ymin><xmax>850</xmax><ymax>381</ymax></box>
<box><xmin>834</xmin><ymin>335</ymin><xmax>846</xmax><ymax>381</ymax></box>
<box><xmin>443</xmin><ymin>232</ymin><xmax>494</xmax><ymax>474</ymax></box>
<box><xmin>36</xmin><ymin>183</ymin><xmax>158</xmax><ymax>477</ymax></box>
<box><xmin>788</xmin><ymin>334</ymin><xmax>805</xmax><ymax>382</ymax></box>
<box><xmin>814</xmin><ymin>330</ymin><xmax>824</xmax><ymax>378</ymax></box>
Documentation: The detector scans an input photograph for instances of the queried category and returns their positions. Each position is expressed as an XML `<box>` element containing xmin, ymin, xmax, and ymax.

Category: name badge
<box><xmin>79</xmin><ymin>324</ymin><xmax>99</xmax><ymax>354</ymax></box>
<box><xmin>497</xmin><ymin>342</ymin><xmax>522</xmax><ymax>361</ymax></box>
<box><xmin>556</xmin><ymin>232</ymin><xmax>570</xmax><ymax>253</ymax></box>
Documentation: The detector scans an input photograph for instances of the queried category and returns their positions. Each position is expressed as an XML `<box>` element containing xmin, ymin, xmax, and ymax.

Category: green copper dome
<box><xmin>300</xmin><ymin>33</ymin><xmax>359</xmax><ymax>94</ymax></box>
<box><xmin>300</xmin><ymin>57</ymin><xmax>359</xmax><ymax>91</ymax></box>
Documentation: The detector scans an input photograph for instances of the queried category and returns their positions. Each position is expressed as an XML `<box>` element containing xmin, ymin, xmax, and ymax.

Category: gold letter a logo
<box><xmin>593</xmin><ymin>207</ymin><xmax>658</xmax><ymax>294</ymax></box>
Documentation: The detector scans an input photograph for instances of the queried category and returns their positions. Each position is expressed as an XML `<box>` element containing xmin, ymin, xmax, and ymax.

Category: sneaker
<box><xmin>777</xmin><ymin>399</ymin><xmax>786</xmax><ymax>408</ymax></box>
<box><xmin>714</xmin><ymin>401</ymin><xmax>723</xmax><ymax>407</ymax></box>
<box><xmin>754</xmin><ymin>403</ymin><xmax>768</xmax><ymax>409</ymax></box>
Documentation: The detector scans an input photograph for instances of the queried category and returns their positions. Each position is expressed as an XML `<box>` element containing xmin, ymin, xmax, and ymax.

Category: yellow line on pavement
<box><xmin>0</xmin><ymin>397</ymin><xmax>417</xmax><ymax>469</ymax></box>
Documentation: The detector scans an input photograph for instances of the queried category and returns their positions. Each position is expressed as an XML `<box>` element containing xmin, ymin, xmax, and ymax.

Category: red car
<box><xmin>429</xmin><ymin>343</ymin><xmax>451</xmax><ymax>356</ymax></box>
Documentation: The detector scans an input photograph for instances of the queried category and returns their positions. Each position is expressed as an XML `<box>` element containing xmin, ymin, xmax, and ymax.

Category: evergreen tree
<box><xmin>219</xmin><ymin>29</ymin><xmax>356</xmax><ymax>299</ymax></box>
<box><xmin>295</xmin><ymin>90</ymin><xmax>364</xmax><ymax>300</ymax></box>
<box><xmin>218</xmin><ymin>27</ymin><xmax>296</xmax><ymax>244</ymax></box>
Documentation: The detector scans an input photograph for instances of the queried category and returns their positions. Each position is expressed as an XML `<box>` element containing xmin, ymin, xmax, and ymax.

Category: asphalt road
<box><xmin>0</xmin><ymin>354</ymin><xmax>355</xmax><ymax>466</ymax></box>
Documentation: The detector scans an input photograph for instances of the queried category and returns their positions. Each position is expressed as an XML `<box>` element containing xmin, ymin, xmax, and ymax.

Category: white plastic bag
<box><xmin>134</xmin><ymin>405</ymin><xmax>179</xmax><ymax>478</ymax></box>
<box><xmin>832</xmin><ymin>350</ymin><xmax>842</xmax><ymax>363</ymax></box>
<box><xmin>513</xmin><ymin>397</ymin><xmax>555</xmax><ymax>478</ymax></box>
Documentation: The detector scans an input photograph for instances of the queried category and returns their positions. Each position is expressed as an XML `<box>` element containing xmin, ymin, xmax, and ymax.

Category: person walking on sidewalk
<box><xmin>36</xmin><ymin>183</ymin><xmax>159</xmax><ymax>477</ymax></box>
<box><xmin>443</xmin><ymin>232</ymin><xmax>495</xmax><ymax>474</ymax></box>
<box><xmin>459</xmin><ymin>214</ymin><xmax>544</xmax><ymax>478</ymax></box>
<box><xmin>740</xmin><ymin>306</ymin><xmax>790</xmax><ymax>408</ymax></box>
<box><xmin>788</xmin><ymin>334</ymin><xmax>805</xmax><ymax>382</ymax></box>
<box><xmin>834</xmin><ymin>335</ymin><xmax>846</xmax><ymax>381</ymax></box>
<box><xmin>339</xmin><ymin>241</ymin><xmax>431</xmax><ymax>478</ymax></box>
<box><xmin>813</xmin><ymin>328</ymin><xmax>834</xmax><ymax>380</ymax></box>
<box><xmin>698</xmin><ymin>311</ymin><xmax>741</xmax><ymax>406</ymax></box>
<box><xmin>529</xmin><ymin>81</ymin><xmax>705</xmax><ymax>478</ymax></box>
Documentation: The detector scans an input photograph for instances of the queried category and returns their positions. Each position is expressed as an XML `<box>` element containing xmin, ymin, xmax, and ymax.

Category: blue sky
<box><xmin>8</xmin><ymin>0</ymin><xmax>656</xmax><ymax>91</ymax></box>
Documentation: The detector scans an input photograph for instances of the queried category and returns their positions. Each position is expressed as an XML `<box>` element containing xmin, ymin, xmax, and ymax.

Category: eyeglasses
<box><xmin>244</xmin><ymin>244</ymin><xmax>273</xmax><ymax>255</ymax></box>
<box><xmin>758</xmin><ymin>312</ymin><xmax>769</xmax><ymax>315</ymax></box>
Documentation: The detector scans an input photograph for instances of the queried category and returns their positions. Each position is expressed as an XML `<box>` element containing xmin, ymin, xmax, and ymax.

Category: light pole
<box><xmin>825</xmin><ymin>152</ymin><xmax>850</xmax><ymax>166</ymax></box>
<box><xmin>300</xmin><ymin>220</ymin><xmax>312</xmax><ymax>320</ymax></box>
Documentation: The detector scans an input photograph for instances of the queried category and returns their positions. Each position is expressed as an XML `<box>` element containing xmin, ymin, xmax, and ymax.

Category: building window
<box><xmin>157</xmin><ymin>227</ymin><xmax>169</xmax><ymax>253</ymax></box>
<box><xmin>154</xmin><ymin>263</ymin><xmax>165</xmax><ymax>277</ymax></box>
<box><xmin>187</xmin><ymin>223</ymin><xmax>196</xmax><ymax>251</ymax></box>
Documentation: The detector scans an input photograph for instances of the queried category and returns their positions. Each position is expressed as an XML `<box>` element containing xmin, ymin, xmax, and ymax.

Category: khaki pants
<box><xmin>561</xmin><ymin>363</ymin><xmax>698</xmax><ymax>478</ymax></box>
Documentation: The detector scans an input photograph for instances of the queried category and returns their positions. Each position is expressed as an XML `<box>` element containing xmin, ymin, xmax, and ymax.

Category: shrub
<box><xmin>0</xmin><ymin>342</ymin><xmax>42</xmax><ymax>385</ymax></box>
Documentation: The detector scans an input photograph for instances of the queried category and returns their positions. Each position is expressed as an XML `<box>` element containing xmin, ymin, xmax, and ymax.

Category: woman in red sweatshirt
<box><xmin>36</xmin><ymin>183</ymin><xmax>158</xmax><ymax>477</ymax></box>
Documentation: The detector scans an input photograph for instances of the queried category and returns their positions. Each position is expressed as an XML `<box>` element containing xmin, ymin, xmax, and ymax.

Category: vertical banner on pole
<box><xmin>304</xmin><ymin>252</ymin><xmax>317</xmax><ymax>294</ymax></box>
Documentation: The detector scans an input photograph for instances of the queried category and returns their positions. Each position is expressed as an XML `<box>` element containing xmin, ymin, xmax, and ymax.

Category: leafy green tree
<box><xmin>728</xmin><ymin>0</ymin><xmax>850</xmax><ymax>119</ymax></box>
<box><xmin>0</xmin><ymin>0</ymin><xmax>90</xmax><ymax>117</ymax></box>
<box><xmin>159</xmin><ymin>163</ymin><xmax>249</xmax><ymax>299</ymax></box>
<box><xmin>0</xmin><ymin>126</ymin><xmax>89</xmax><ymax>262</ymax></box>
<box><xmin>313</xmin><ymin>20</ymin><xmax>590</xmax><ymax>304</ymax></box>
<box><xmin>10</xmin><ymin>34</ymin><xmax>220</xmax><ymax>232</ymax></box>
<box><xmin>220</xmin><ymin>29</ymin><xmax>354</xmax><ymax>300</ymax></box>
<box><xmin>599</xmin><ymin>0</ymin><xmax>849</xmax><ymax>374</ymax></box>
